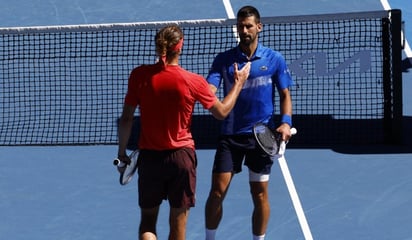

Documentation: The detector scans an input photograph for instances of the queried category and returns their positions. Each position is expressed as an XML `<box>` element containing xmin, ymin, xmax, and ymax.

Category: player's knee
<box><xmin>250</xmin><ymin>184</ymin><xmax>269</xmax><ymax>202</ymax></box>
<box><xmin>207</xmin><ymin>190</ymin><xmax>225</xmax><ymax>204</ymax></box>
<box><xmin>251</xmin><ymin>190</ymin><xmax>268</xmax><ymax>202</ymax></box>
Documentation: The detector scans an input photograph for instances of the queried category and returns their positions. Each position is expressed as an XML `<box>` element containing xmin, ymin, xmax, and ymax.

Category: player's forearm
<box><xmin>281</xmin><ymin>95</ymin><xmax>292</xmax><ymax>116</ymax></box>
<box><xmin>279</xmin><ymin>89</ymin><xmax>293</xmax><ymax>126</ymax></box>
<box><xmin>220</xmin><ymin>82</ymin><xmax>244</xmax><ymax>113</ymax></box>
<box><xmin>209</xmin><ymin>82</ymin><xmax>242</xmax><ymax>119</ymax></box>
<box><xmin>209</xmin><ymin>62</ymin><xmax>250</xmax><ymax>120</ymax></box>
<box><xmin>117</xmin><ymin>108</ymin><xmax>134</xmax><ymax>156</ymax></box>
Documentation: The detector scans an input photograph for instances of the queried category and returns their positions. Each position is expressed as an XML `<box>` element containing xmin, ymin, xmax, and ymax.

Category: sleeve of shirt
<box><xmin>192</xmin><ymin>75</ymin><xmax>217</xmax><ymax>110</ymax></box>
<box><xmin>206</xmin><ymin>54</ymin><xmax>224</xmax><ymax>88</ymax></box>
<box><xmin>274</xmin><ymin>53</ymin><xmax>294</xmax><ymax>90</ymax></box>
<box><xmin>124</xmin><ymin>68</ymin><xmax>139</xmax><ymax>107</ymax></box>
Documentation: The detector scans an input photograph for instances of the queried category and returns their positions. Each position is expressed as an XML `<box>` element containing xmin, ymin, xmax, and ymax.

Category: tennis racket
<box><xmin>113</xmin><ymin>150</ymin><xmax>139</xmax><ymax>185</ymax></box>
<box><xmin>253</xmin><ymin>122</ymin><xmax>297</xmax><ymax>156</ymax></box>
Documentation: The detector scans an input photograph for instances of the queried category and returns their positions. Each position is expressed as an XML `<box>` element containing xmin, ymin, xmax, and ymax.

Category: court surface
<box><xmin>0</xmin><ymin>0</ymin><xmax>411</xmax><ymax>239</ymax></box>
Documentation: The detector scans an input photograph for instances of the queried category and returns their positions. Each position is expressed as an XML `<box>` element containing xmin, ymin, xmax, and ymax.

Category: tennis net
<box><xmin>0</xmin><ymin>10</ymin><xmax>403</xmax><ymax>147</ymax></box>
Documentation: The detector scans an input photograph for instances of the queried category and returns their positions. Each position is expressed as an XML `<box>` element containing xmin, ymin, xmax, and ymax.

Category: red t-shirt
<box><xmin>124</xmin><ymin>63</ymin><xmax>216</xmax><ymax>150</ymax></box>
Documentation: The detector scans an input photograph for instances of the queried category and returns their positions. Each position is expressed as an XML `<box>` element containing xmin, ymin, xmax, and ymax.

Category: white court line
<box><xmin>222</xmin><ymin>0</ymin><xmax>239</xmax><ymax>42</ymax></box>
<box><xmin>278</xmin><ymin>143</ymin><xmax>314</xmax><ymax>240</ymax></box>
<box><xmin>278</xmin><ymin>156</ymin><xmax>314</xmax><ymax>240</ymax></box>
<box><xmin>222</xmin><ymin>0</ymin><xmax>235</xmax><ymax>19</ymax></box>
<box><xmin>381</xmin><ymin>0</ymin><xmax>412</xmax><ymax>59</ymax></box>
<box><xmin>380</xmin><ymin>0</ymin><xmax>391</xmax><ymax>10</ymax></box>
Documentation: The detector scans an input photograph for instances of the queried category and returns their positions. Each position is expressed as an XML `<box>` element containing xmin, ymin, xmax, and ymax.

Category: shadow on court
<box><xmin>330</xmin><ymin>116</ymin><xmax>412</xmax><ymax>154</ymax></box>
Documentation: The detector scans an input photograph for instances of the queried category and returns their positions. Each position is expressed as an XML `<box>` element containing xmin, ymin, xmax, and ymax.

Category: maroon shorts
<box><xmin>137</xmin><ymin>148</ymin><xmax>197</xmax><ymax>209</ymax></box>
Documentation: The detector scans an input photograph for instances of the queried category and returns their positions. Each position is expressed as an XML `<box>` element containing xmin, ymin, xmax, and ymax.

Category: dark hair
<box><xmin>155</xmin><ymin>24</ymin><xmax>183</xmax><ymax>57</ymax></box>
<box><xmin>236</xmin><ymin>5</ymin><xmax>261</xmax><ymax>23</ymax></box>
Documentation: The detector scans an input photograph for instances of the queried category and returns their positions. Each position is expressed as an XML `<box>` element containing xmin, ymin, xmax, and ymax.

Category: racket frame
<box><xmin>253</xmin><ymin>122</ymin><xmax>296</xmax><ymax>156</ymax></box>
<box><xmin>113</xmin><ymin>150</ymin><xmax>139</xmax><ymax>185</ymax></box>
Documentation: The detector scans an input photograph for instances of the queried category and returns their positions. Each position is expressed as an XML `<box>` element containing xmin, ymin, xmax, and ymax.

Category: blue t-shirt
<box><xmin>207</xmin><ymin>43</ymin><xmax>293</xmax><ymax>135</ymax></box>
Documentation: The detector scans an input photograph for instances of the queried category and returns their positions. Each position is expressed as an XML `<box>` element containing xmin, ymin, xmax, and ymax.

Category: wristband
<box><xmin>281</xmin><ymin>114</ymin><xmax>292</xmax><ymax>127</ymax></box>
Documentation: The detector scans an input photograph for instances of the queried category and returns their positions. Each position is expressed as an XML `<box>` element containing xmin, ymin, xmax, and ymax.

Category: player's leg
<box><xmin>167</xmin><ymin>148</ymin><xmax>197</xmax><ymax>240</ymax></box>
<box><xmin>139</xmin><ymin>206</ymin><xmax>160</xmax><ymax>240</ymax></box>
<box><xmin>205</xmin><ymin>135</ymin><xmax>240</xmax><ymax>232</ymax></box>
<box><xmin>205</xmin><ymin>172</ymin><xmax>233</xmax><ymax>230</ymax></box>
<box><xmin>249</xmin><ymin>178</ymin><xmax>270</xmax><ymax>236</ymax></box>
<box><xmin>245</xmin><ymin>142</ymin><xmax>274</xmax><ymax>239</ymax></box>
<box><xmin>137</xmin><ymin>150</ymin><xmax>166</xmax><ymax>240</ymax></box>
<box><xmin>205</xmin><ymin>136</ymin><xmax>244</xmax><ymax>239</ymax></box>
<box><xmin>169</xmin><ymin>207</ymin><xmax>190</xmax><ymax>240</ymax></box>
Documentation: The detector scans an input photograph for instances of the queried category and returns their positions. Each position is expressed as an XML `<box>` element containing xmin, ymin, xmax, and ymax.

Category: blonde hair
<box><xmin>155</xmin><ymin>24</ymin><xmax>183</xmax><ymax>59</ymax></box>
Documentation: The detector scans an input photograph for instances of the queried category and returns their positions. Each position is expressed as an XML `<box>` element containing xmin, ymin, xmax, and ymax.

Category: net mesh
<box><xmin>0</xmin><ymin>10</ymin><xmax>401</xmax><ymax>146</ymax></box>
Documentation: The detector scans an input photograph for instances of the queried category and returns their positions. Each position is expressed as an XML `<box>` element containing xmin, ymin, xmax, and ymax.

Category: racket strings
<box><xmin>256</xmin><ymin>128</ymin><xmax>281</xmax><ymax>154</ymax></box>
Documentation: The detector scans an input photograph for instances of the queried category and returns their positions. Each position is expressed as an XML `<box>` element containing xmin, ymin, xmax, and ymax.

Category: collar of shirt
<box><xmin>236</xmin><ymin>43</ymin><xmax>263</xmax><ymax>61</ymax></box>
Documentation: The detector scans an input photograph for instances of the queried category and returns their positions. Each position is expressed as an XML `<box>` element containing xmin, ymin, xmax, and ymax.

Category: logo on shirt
<box><xmin>284</xmin><ymin>68</ymin><xmax>291</xmax><ymax>76</ymax></box>
<box><xmin>260</xmin><ymin>65</ymin><xmax>268</xmax><ymax>71</ymax></box>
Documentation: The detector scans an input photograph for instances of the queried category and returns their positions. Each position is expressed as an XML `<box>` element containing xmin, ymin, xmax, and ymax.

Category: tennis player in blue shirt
<box><xmin>204</xmin><ymin>6</ymin><xmax>294</xmax><ymax>240</ymax></box>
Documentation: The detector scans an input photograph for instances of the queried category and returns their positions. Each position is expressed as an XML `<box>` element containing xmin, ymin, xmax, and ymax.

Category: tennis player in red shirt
<box><xmin>117</xmin><ymin>24</ymin><xmax>250</xmax><ymax>240</ymax></box>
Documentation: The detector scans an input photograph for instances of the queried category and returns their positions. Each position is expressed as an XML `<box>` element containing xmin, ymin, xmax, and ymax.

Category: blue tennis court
<box><xmin>0</xmin><ymin>0</ymin><xmax>411</xmax><ymax>239</ymax></box>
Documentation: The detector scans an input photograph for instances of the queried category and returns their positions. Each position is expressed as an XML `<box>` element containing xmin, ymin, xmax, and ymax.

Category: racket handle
<box><xmin>291</xmin><ymin>127</ymin><xmax>297</xmax><ymax>135</ymax></box>
<box><xmin>113</xmin><ymin>158</ymin><xmax>126</xmax><ymax>167</ymax></box>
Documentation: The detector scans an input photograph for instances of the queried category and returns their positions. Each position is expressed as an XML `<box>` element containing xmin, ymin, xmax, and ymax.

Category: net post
<box><xmin>382</xmin><ymin>9</ymin><xmax>403</xmax><ymax>144</ymax></box>
<box><xmin>391</xmin><ymin>10</ymin><xmax>404</xmax><ymax>145</ymax></box>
